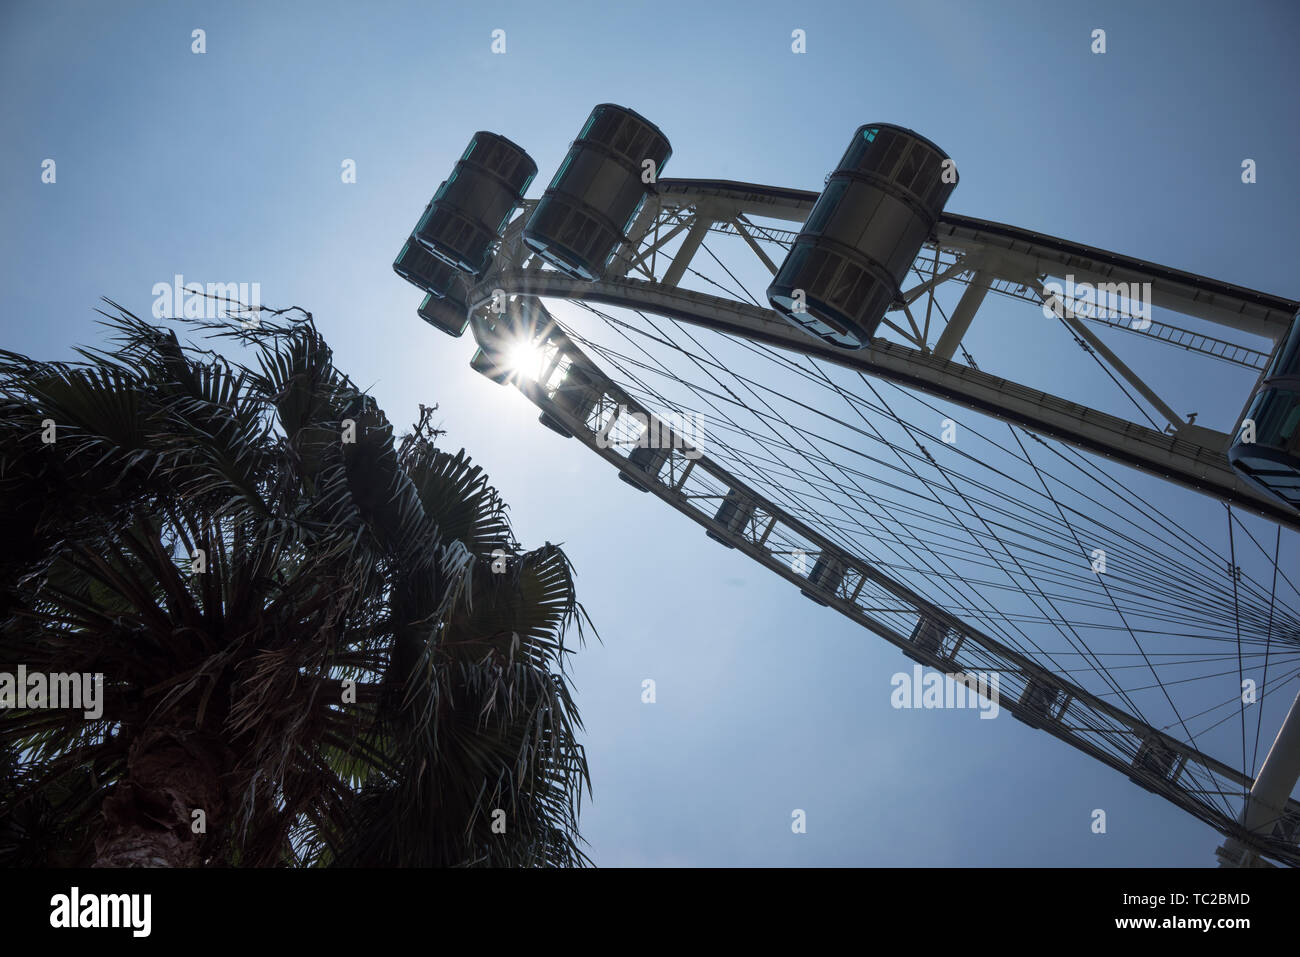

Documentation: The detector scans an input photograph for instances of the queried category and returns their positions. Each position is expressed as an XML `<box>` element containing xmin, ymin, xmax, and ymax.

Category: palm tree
<box><xmin>0</xmin><ymin>302</ymin><xmax>595</xmax><ymax>867</ymax></box>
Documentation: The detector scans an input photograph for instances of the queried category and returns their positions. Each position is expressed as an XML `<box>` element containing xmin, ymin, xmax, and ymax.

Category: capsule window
<box><xmin>923</xmin><ymin>172</ymin><xmax>951</xmax><ymax>208</ymax></box>
<box><xmin>776</xmin><ymin>243</ymin><xmax>814</xmax><ymax>296</ymax></box>
<box><xmin>1279</xmin><ymin>402</ymin><xmax>1300</xmax><ymax>451</ymax></box>
<box><xmin>1266</xmin><ymin>317</ymin><xmax>1300</xmax><ymax>380</ymax></box>
<box><xmin>1248</xmin><ymin>389</ymin><xmax>1300</xmax><ymax>451</ymax></box>
<box><xmin>861</xmin><ymin>132</ymin><xmax>898</xmax><ymax>176</ymax></box>
<box><xmin>434</xmin><ymin>215</ymin><xmax>460</xmax><ymax>247</ymax></box>
<box><xmin>622</xmin><ymin>194</ymin><xmax>647</xmax><ymax>234</ymax></box>
<box><xmin>796</xmin><ymin>246</ymin><xmax>827</xmax><ymax>291</ymax></box>
<box><xmin>910</xmin><ymin>152</ymin><xmax>941</xmax><ymax>202</ymax></box>
<box><xmin>589</xmin><ymin>109</ymin><xmax>620</xmax><ymax>143</ymax></box>
<box><xmin>809</xmin><ymin>247</ymin><xmax>839</xmax><ymax>291</ymax></box>
<box><xmin>481</xmin><ymin>139</ymin><xmax>506</xmax><ymax>171</ymax></box>
<box><xmin>896</xmin><ymin>146</ymin><xmax>924</xmax><ymax>192</ymax></box>
<box><xmin>496</xmin><ymin>150</ymin><xmax>517</xmax><ymax>180</ymax></box>
<box><xmin>790</xmin><ymin>246</ymin><xmax>822</xmax><ymax>290</ymax></box>
<box><xmin>848</xmin><ymin>272</ymin><xmax>874</xmax><ymax>314</ymax></box>
<box><xmin>612</xmin><ymin>119</ymin><xmax>638</xmax><ymax>158</ymax></box>
<box><xmin>588</xmin><ymin>222</ymin><xmax>615</xmax><ymax>262</ymax></box>
<box><xmin>446</xmin><ymin>217</ymin><xmax>478</xmax><ymax>253</ymax></box>
<box><xmin>840</xmin><ymin>139</ymin><xmax>865</xmax><ymax>171</ymax></box>
<box><xmin>543</xmin><ymin>355</ymin><xmax>573</xmax><ymax>397</ymax></box>
<box><xmin>876</xmin><ymin>134</ymin><xmax>907</xmax><ymax>178</ymax></box>
<box><xmin>840</xmin><ymin>128</ymin><xmax>880</xmax><ymax>170</ymax></box>
<box><xmin>785</xmin><ymin>242</ymin><xmax>812</xmax><ymax>276</ymax></box>
<box><xmin>557</xmin><ymin>207</ymin><xmax>588</xmax><ymax>249</ymax></box>
<box><xmin>442</xmin><ymin>167</ymin><xmax>479</xmax><ymax>206</ymax></box>
<box><xmin>461</xmin><ymin>139</ymin><xmax>477</xmax><ymax>162</ymax></box>
<box><xmin>828</xmin><ymin>262</ymin><xmax>864</xmax><ymax>308</ymax></box>
<box><xmin>395</xmin><ymin>240</ymin><xmax>414</xmax><ymax>270</ymax></box>
<box><xmin>626</xmin><ymin>127</ymin><xmax>651</xmax><ymax>163</ymax></box>
<box><xmin>858</xmin><ymin>131</ymin><xmax>893</xmax><ymax>173</ymax></box>
<box><xmin>804</xmin><ymin>180</ymin><xmax>847</xmax><ymax>234</ymax></box>
<box><xmin>549</xmin><ymin>148</ymin><xmax>577</xmax><ymax>190</ymax></box>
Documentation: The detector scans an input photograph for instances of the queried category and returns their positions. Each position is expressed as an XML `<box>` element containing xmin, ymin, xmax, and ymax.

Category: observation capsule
<box><xmin>1228</xmin><ymin>311</ymin><xmax>1300</xmax><ymax>511</ymax></box>
<box><xmin>523</xmin><ymin>104</ymin><xmax>671</xmax><ymax>281</ymax></box>
<box><xmin>706</xmin><ymin>489</ymin><xmax>755</xmax><ymax>547</ymax></box>
<box><xmin>539</xmin><ymin>361</ymin><xmax>602</xmax><ymax>438</ymax></box>
<box><xmin>394</xmin><ymin>236</ymin><xmax>470</xmax><ymax>336</ymax></box>
<box><xmin>800</xmin><ymin>551</ymin><xmax>845</xmax><ymax>605</ymax></box>
<box><xmin>617</xmin><ymin>416</ymin><xmax>673</xmax><ymax>492</ymax></box>
<box><xmin>467</xmin><ymin>313</ymin><xmax>513</xmax><ymax>384</ymax></box>
<box><xmin>394</xmin><ymin>236</ymin><xmax>465</xmax><ymax>299</ymax></box>
<box><xmin>417</xmin><ymin>291</ymin><xmax>469</xmax><ymax>338</ymax></box>
<box><xmin>414</xmin><ymin>132</ymin><xmax>537</xmax><ymax>279</ymax></box>
<box><xmin>469</xmin><ymin>343</ymin><xmax>511</xmax><ymax>384</ymax></box>
<box><xmin>768</xmin><ymin>124</ymin><xmax>958</xmax><ymax>349</ymax></box>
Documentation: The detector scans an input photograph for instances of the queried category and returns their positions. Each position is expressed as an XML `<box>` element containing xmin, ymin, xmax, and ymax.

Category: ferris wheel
<box><xmin>393</xmin><ymin>105</ymin><xmax>1300</xmax><ymax>867</ymax></box>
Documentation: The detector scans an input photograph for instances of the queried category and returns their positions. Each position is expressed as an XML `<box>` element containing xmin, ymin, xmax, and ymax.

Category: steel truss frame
<box><xmin>452</xmin><ymin>178</ymin><xmax>1300</xmax><ymax>865</ymax></box>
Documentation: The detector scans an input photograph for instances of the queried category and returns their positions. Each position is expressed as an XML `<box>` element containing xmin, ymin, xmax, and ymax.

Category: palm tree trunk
<box><xmin>94</xmin><ymin>729</ymin><xmax>224</xmax><ymax>868</ymax></box>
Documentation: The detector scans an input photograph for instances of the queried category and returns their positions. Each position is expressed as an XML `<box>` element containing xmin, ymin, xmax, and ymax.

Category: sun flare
<box><xmin>505</xmin><ymin>339</ymin><xmax>546</xmax><ymax>381</ymax></box>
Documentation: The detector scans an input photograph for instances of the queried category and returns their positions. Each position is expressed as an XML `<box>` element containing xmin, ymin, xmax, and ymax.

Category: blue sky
<box><xmin>3</xmin><ymin>0</ymin><xmax>1299</xmax><ymax>865</ymax></box>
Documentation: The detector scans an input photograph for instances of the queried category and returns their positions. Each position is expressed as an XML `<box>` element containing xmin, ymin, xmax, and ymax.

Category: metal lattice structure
<box><xmin>397</xmin><ymin>117</ymin><xmax>1300</xmax><ymax>867</ymax></box>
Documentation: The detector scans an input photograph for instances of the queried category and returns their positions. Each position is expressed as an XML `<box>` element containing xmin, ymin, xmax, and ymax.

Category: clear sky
<box><xmin>4</xmin><ymin>0</ymin><xmax>1298</xmax><ymax>865</ymax></box>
